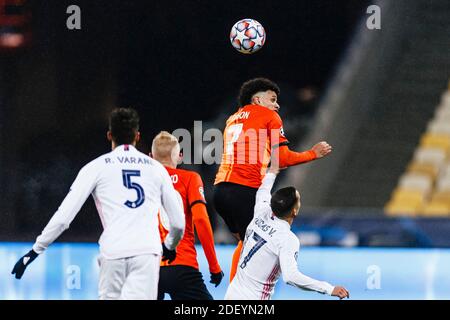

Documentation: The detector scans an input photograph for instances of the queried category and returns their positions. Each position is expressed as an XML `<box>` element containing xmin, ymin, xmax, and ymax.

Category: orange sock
<box><xmin>229</xmin><ymin>240</ymin><xmax>243</xmax><ymax>282</ymax></box>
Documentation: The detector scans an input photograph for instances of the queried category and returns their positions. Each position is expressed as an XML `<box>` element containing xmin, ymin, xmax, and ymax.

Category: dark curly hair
<box><xmin>109</xmin><ymin>108</ymin><xmax>140</xmax><ymax>145</ymax></box>
<box><xmin>238</xmin><ymin>78</ymin><xmax>280</xmax><ymax>107</ymax></box>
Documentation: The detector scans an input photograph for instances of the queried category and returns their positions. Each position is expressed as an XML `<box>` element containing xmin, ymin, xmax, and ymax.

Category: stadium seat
<box><xmin>413</xmin><ymin>147</ymin><xmax>447</xmax><ymax>167</ymax></box>
<box><xmin>442</xmin><ymin>162</ymin><xmax>450</xmax><ymax>176</ymax></box>
<box><xmin>392</xmin><ymin>187</ymin><xmax>427</xmax><ymax>202</ymax></box>
<box><xmin>436</xmin><ymin>106</ymin><xmax>450</xmax><ymax>119</ymax></box>
<box><xmin>430</xmin><ymin>190</ymin><xmax>450</xmax><ymax>206</ymax></box>
<box><xmin>441</xmin><ymin>91</ymin><xmax>450</xmax><ymax>106</ymax></box>
<box><xmin>398</xmin><ymin>173</ymin><xmax>433</xmax><ymax>194</ymax></box>
<box><xmin>437</xmin><ymin>178</ymin><xmax>450</xmax><ymax>192</ymax></box>
<box><xmin>407</xmin><ymin>162</ymin><xmax>439</xmax><ymax>180</ymax></box>
<box><xmin>427</xmin><ymin>120</ymin><xmax>450</xmax><ymax>136</ymax></box>
<box><xmin>385</xmin><ymin>201</ymin><xmax>419</xmax><ymax>216</ymax></box>
<box><xmin>419</xmin><ymin>134</ymin><xmax>450</xmax><ymax>154</ymax></box>
<box><xmin>441</xmin><ymin>116</ymin><xmax>450</xmax><ymax>124</ymax></box>
<box><xmin>386</xmin><ymin>188</ymin><xmax>427</xmax><ymax>217</ymax></box>
<box><xmin>420</xmin><ymin>202</ymin><xmax>450</xmax><ymax>217</ymax></box>
<box><xmin>385</xmin><ymin>185</ymin><xmax>427</xmax><ymax>216</ymax></box>
<box><xmin>384</xmin><ymin>88</ymin><xmax>450</xmax><ymax>218</ymax></box>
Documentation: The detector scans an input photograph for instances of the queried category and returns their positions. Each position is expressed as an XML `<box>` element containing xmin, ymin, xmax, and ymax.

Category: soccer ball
<box><xmin>230</xmin><ymin>18</ymin><xmax>266</xmax><ymax>54</ymax></box>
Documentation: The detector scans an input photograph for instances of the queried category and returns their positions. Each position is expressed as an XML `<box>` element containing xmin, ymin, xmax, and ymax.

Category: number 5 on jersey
<box><xmin>122</xmin><ymin>170</ymin><xmax>145</xmax><ymax>208</ymax></box>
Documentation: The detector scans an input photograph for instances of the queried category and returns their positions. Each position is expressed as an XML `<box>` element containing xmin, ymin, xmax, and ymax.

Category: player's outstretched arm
<box><xmin>12</xmin><ymin>162</ymin><xmax>98</xmax><ymax>279</ymax></box>
<box><xmin>254</xmin><ymin>172</ymin><xmax>277</xmax><ymax>216</ymax></box>
<box><xmin>268</xmin><ymin>111</ymin><xmax>332</xmax><ymax>168</ymax></box>
<box><xmin>192</xmin><ymin>203</ymin><xmax>223</xmax><ymax>287</ymax></box>
<box><xmin>254</xmin><ymin>154</ymin><xmax>280</xmax><ymax>215</ymax></box>
<box><xmin>189</xmin><ymin>173</ymin><xmax>223</xmax><ymax>286</ymax></box>
<box><xmin>276</xmin><ymin>141</ymin><xmax>332</xmax><ymax>168</ymax></box>
<box><xmin>279</xmin><ymin>235</ymin><xmax>349</xmax><ymax>298</ymax></box>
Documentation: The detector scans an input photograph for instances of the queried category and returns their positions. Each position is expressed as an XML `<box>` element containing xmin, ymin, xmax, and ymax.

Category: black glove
<box><xmin>210</xmin><ymin>271</ymin><xmax>224</xmax><ymax>287</ymax></box>
<box><xmin>161</xmin><ymin>243</ymin><xmax>176</xmax><ymax>264</ymax></box>
<box><xmin>11</xmin><ymin>249</ymin><xmax>39</xmax><ymax>279</ymax></box>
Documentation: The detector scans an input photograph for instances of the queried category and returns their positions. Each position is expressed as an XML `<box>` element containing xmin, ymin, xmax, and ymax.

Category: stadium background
<box><xmin>1</xmin><ymin>0</ymin><xmax>450</xmax><ymax>299</ymax></box>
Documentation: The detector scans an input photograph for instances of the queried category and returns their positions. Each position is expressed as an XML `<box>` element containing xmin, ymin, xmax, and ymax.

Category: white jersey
<box><xmin>225</xmin><ymin>173</ymin><xmax>334</xmax><ymax>300</ymax></box>
<box><xmin>32</xmin><ymin>145</ymin><xmax>185</xmax><ymax>260</ymax></box>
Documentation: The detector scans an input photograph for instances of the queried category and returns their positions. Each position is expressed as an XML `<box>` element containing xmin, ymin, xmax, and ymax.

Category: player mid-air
<box><xmin>151</xmin><ymin>131</ymin><xmax>224</xmax><ymax>300</ymax></box>
<box><xmin>225</xmin><ymin>160</ymin><xmax>349</xmax><ymax>300</ymax></box>
<box><xmin>11</xmin><ymin>108</ymin><xmax>185</xmax><ymax>300</ymax></box>
<box><xmin>214</xmin><ymin>78</ymin><xmax>332</xmax><ymax>281</ymax></box>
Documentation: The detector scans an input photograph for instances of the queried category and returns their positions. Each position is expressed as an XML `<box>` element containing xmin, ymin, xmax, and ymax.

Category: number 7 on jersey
<box><xmin>240</xmin><ymin>231</ymin><xmax>267</xmax><ymax>269</ymax></box>
<box><xmin>225</xmin><ymin>123</ymin><xmax>244</xmax><ymax>155</ymax></box>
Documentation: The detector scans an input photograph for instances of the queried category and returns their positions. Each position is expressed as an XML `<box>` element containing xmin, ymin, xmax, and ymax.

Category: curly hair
<box><xmin>109</xmin><ymin>107</ymin><xmax>140</xmax><ymax>145</ymax></box>
<box><xmin>238</xmin><ymin>78</ymin><xmax>280</xmax><ymax>107</ymax></box>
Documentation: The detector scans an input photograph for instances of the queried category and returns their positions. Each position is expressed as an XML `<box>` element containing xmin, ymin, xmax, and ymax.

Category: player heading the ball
<box><xmin>213</xmin><ymin>77</ymin><xmax>332</xmax><ymax>281</ymax></box>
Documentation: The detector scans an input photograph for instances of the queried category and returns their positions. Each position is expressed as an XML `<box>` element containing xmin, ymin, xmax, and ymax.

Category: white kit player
<box><xmin>225</xmin><ymin>161</ymin><xmax>349</xmax><ymax>300</ymax></box>
<box><xmin>11</xmin><ymin>108</ymin><xmax>185</xmax><ymax>300</ymax></box>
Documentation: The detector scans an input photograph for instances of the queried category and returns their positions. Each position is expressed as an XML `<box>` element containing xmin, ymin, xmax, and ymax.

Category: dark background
<box><xmin>0</xmin><ymin>0</ymin><xmax>369</xmax><ymax>241</ymax></box>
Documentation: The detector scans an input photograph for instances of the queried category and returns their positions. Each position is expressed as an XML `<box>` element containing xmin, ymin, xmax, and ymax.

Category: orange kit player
<box><xmin>213</xmin><ymin>78</ymin><xmax>332</xmax><ymax>281</ymax></box>
<box><xmin>151</xmin><ymin>131</ymin><xmax>224</xmax><ymax>300</ymax></box>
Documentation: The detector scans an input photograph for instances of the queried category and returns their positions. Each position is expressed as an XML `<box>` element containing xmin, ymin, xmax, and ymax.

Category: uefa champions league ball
<box><xmin>230</xmin><ymin>18</ymin><xmax>266</xmax><ymax>54</ymax></box>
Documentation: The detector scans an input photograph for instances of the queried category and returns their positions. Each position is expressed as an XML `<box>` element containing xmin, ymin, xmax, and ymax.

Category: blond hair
<box><xmin>151</xmin><ymin>131</ymin><xmax>180</xmax><ymax>160</ymax></box>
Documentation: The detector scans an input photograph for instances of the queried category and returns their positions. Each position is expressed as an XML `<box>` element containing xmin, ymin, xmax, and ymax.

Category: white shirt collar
<box><xmin>271</xmin><ymin>214</ymin><xmax>291</xmax><ymax>229</ymax></box>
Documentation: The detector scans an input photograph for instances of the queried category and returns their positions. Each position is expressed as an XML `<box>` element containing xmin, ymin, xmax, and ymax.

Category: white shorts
<box><xmin>98</xmin><ymin>254</ymin><xmax>160</xmax><ymax>300</ymax></box>
<box><xmin>225</xmin><ymin>278</ymin><xmax>268</xmax><ymax>300</ymax></box>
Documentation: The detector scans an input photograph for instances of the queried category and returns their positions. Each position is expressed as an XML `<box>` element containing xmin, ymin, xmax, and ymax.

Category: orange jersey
<box><xmin>159</xmin><ymin>167</ymin><xmax>220</xmax><ymax>272</ymax></box>
<box><xmin>215</xmin><ymin>104</ymin><xmax>289</xmax><ymax>188</ymax></box>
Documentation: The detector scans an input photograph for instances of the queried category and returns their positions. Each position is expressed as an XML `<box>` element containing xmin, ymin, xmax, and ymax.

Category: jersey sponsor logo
<box><xmin>254</xmin><ymin>218</ymin><xmax>277</xmax><ymax>237</ymax></box>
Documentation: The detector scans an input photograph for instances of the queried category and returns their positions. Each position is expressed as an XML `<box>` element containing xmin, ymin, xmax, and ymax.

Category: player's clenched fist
<box><xmin>331</xmin><ymin>286</ymin><xmax>350</xmax><ymax>300</ymax></box>
<box><xmin>162</xmin><ymin>243</ymin><xmax>176</xmax><ymax>264</ymax></box>
<box><xmin>312</xmin><ymin>141</ymin><xmax>332</xmax><ymax>159</ymax></box>
<box><xmin>210</xmin><ymin>271</ymin><xmax>224</xmax><ymax>287</ymax></box>
<box><xmin>11</xmin><ymin>249</ymin><xmax>38</xmax><ymax>279</ymax></box>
